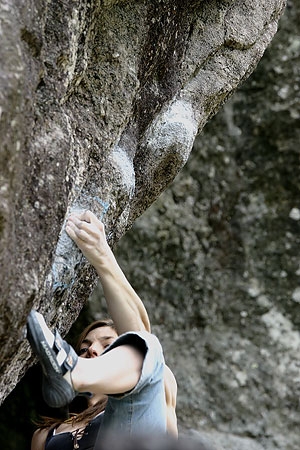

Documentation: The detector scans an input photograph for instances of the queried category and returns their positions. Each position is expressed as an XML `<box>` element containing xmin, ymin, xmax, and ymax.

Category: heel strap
<box><xmin>53</xmin><ymin>330</ymin><xmax>78</xmax><ymax>375</ymax></box>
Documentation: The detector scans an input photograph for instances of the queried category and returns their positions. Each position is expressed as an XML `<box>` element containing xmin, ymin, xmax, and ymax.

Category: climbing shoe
<box><xmin>27</xmin><ymin>309</ymin><xmax>78</xmax><ymax>408</ymax></box>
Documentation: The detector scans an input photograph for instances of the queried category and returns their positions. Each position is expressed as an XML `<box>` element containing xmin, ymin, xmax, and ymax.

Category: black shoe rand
<box><xmin>26</xmin><ymin>310</ymin><xmax>78</xmax><ymax>408</ymax></box>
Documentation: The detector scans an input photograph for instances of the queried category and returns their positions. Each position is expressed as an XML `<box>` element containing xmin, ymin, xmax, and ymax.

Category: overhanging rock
<box><xmin>0</xmin><ymin>0</ymin><xmax>286</xmax><ymax>403</ymax></box>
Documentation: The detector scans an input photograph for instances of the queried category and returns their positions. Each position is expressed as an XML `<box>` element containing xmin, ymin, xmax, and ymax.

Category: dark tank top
<box><xmin>45</xmin><ymin>412</ymin><xmax>103</xmax><ymax>450</ymax></box>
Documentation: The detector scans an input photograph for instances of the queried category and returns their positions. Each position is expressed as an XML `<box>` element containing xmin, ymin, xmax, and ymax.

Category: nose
<box><xmin>87</xmin><ymin>344</ymin><xmax>101</xmax><ymax>358</ymax></box>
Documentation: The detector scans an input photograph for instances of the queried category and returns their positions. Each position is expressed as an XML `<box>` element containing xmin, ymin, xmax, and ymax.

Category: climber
<box><xmin>28</xmin><ymin>210</ymin><xmax>177</xmax><ymax>450</ymax></box>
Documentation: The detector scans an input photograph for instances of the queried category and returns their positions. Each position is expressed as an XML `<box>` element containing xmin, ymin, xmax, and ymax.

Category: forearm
<box><xmin>95</xmin><ymin>246</ymin><xmax>151</xmax><ymax>334</ymax></box>
<box><xmin>66</xmin><ymin>211</ymin><xmax>151</xmax><ymax>334</ymax></box>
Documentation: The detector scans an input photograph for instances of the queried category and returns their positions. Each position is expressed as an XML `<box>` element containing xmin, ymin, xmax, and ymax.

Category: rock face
<box><xmin>0</xmin><ymin>0</ymin><xmax>286</xmax><ymax>420</ymax></box>
<box><xmin>112</xmin><ymin>2</ymin><xmax>300</xmax><ymax>449</ymax></box>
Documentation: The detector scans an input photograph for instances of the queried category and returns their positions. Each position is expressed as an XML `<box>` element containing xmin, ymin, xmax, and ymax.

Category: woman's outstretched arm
<box><xmin>66</xmin><ymin>210</ymin><xmax>150</xmax><ymax>334</ymax></box>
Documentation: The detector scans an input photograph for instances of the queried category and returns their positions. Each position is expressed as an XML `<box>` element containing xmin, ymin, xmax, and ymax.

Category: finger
<box><xmin>77</xmin><ymin>211</ymin><xmax>106</xmax><ymax>236</ymax></box>
<box><xmin>68</xmin><ymin>209</ymin><xmax>87</xmax><ymax>220</ymax></box>
<box><xmin>66</xmin><ymin>222</ymin><xmax>90</xmax><ymax>243</ymax></box>
<box><xmin>77</xmin><ymin>210</ymin><xmax>90</xmax><ymax>223</ymax></box>
<box><xmin>65</xmin><ymin>223</ymin><xmax>76</xmax><ymax>240</ymax></box>
<box><xmin>68</xmin><ymin>210</ymin><xmax>99</xmax><ymax>227</ymax></box>
<box><xmin>81</xmin><ymin>210</ymin><xmax>99</xmax><ymax>224</ymax></box>
<box><xmin>67</xmin><ymin>209</ymin><xmax>90</xmax><ymax>221</ymax></box>
<box><xmin>66</xmin><ymin>216</ymin><xmax>87</xmax><ymax>237</ymax></box>
<box><xmin>67</xmin><ymin>210</ymin><xmax>105</xmax><ymax>240</ymax></box>
<box><xmin>67</xmin><ymin>214</ymin><xmax>90</xmax><ymax>230</ymax></box>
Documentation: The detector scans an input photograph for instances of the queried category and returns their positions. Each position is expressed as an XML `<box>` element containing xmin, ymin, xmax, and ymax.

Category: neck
<box><xmin>88</xmin><ymin>393</ymin><xmax>107</xmax><ymax>407</ymax></box>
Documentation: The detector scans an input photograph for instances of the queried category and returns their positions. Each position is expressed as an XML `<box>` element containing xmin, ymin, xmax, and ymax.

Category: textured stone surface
<box><xmin>110</xmin><ymin>2</ymin><xmax>300</xmax><ymax>449</ymax></box>
<box><xmin>0</xmin><ymin>0</ymin><xmax>286</xmax><ymax>429</ymax></box>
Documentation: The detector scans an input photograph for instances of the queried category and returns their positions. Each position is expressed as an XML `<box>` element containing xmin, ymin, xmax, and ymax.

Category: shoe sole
<box><xmin>27</xmin><ymin>310</ymin><xmax>76</xmax><ymax>408</ymax></box>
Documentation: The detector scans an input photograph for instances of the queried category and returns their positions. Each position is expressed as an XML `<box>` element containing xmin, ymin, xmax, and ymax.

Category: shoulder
<box><xmin>105</xmin><ymin>331</ymin><xmax>163</xmax><ymax>359</ymax></box>
<box><xmin>31</xmin><ymin>427</ymin><xmax>50</xmax><ymax>450</ymax></box>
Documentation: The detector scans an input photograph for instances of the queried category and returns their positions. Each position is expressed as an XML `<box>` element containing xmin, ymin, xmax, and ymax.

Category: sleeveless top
<box><xmin>46</xmin><ymin>331</ymin><xmax>166</xmax><ymax>448</ymax></box>
<box><xmin>45</xmin><ymin>412</ymin><xmax>104</xmax><ymax>450</ymax></box>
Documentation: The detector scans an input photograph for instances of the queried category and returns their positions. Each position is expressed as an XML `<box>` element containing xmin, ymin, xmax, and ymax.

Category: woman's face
<box><xmin>78</xmin><ymin>326</ymin><xmax>118</xmax><ymax>358</ymax></box>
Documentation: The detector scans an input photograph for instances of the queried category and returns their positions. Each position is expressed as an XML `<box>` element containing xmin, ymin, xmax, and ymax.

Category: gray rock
<box><xmin>0</xmin><ymin>0</ymin><xmax>286</xmax><ymax>420</ymax></box>
<box><xmin>111</xmin><ymin>1</ymin><xmax>300</xmax><ymax>449</ymax></box>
